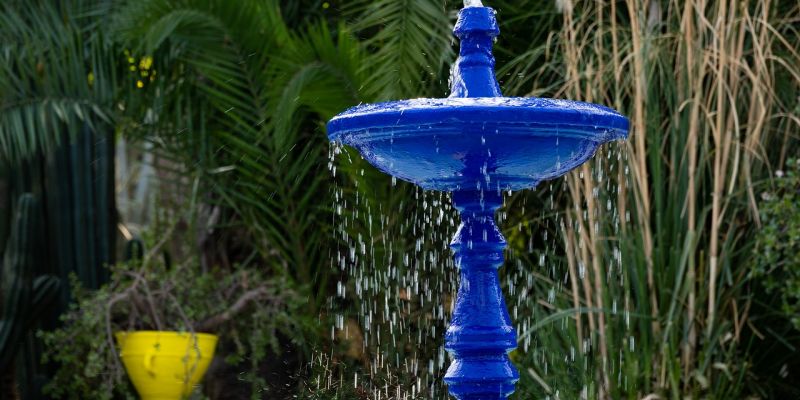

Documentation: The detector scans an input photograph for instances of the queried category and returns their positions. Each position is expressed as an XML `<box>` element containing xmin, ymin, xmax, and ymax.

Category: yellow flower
<box><xmin>87</xmin><ymin>72</ymin><xmax>95</xmax><ymax>86</ymax></box>
<box><xmin>136</xmin><ymin>80</ymin><xmax>144</xmax><ymax>89</ymax></box>
<box><xmin>139</xmin><ymin>56</ymin><xmax>153</xmax><ymax>70</ymax></box>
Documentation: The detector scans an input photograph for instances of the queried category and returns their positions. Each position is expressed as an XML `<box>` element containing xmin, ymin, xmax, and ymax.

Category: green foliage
<box><xmin>40</xmin><ymin>255</ymin><xmax>305</xmax><ymax>400</ymax></box>
<box><xmin>0</xmin><ymin>0</ymin><xmax>119</xmax><ymax>163</ymax></box>
<box><xmin>345</xmin><ymin>0</ymin><xmax>453</xmax><ymax>100</ymax></box>
<box><xmin>490</xmin><ymin>1</ymin><xmax>800</xmax><ymax>398</ymax></box>
<box><xmin>0</xmin><ymin>0</ymin><xmax>119</xmax><ymax>314</ymax></box>
<box><xmin>112</xmin><ymin>0</ymin><xmax>367</xmax><ymax>315</ymax></box>
<box><xmin>40</xmin><ymin>274</ymin><xmax>130</xmax><ymax>400</ymax></box>
<box><xmin>752</xmin><ymin>160</ymin><xmax>800</xmax><ymax>329</ymax></box>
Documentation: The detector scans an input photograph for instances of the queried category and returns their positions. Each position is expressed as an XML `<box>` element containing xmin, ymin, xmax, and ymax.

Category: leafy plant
<box><xmin>40</xmin><ymin>249</ymin><xmax>303</xmax><ymax>399</ymax></box>
<box><xmin>752</xmin><ymin>160</ymin><xmax>800</xmax><ymax>329</ymax></box>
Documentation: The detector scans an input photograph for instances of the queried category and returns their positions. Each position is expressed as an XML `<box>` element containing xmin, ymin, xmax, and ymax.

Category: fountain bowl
<box><xmin>327</xmin><ymin>97</ymin><xmax>628</xmax><ymax>192</ymax></box>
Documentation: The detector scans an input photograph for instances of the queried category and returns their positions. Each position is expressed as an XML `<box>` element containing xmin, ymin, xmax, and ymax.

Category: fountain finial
<box><xmin>450</xmin><ymin>6</ymin><xmax>502</xmax><ymax>98</ymax></box>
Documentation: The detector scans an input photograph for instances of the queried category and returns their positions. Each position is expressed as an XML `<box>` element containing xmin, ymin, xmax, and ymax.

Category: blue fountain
<box><xmin>328</xmin><ymin>3</ymin><xmax>628</xmax><ymax>399</ymax></box>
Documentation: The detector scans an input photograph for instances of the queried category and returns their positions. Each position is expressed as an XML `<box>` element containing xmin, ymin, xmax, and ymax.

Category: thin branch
<box><xmin>195</xmin><ymin>286</ymin><xmax>272</xmax><ymax>332</ymax></box>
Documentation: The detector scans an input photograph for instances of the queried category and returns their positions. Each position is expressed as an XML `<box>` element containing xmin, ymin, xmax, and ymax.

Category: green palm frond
<box><xmin>347</xmin><ymin>0</ymin><xmax>454</xmax><ymax>100</ymax></box>
<box><xmin>0</xmin><ymin>1</ymin><xmax>118</xmax><ymax>164</ymax></box>
<box><xmin>116</xmin><ymin>0</ymin><xmax>367</xmax><ymax>311</ymax></box>
<box><xmin>265</xmin><ymin>22</ymin><xmax>364</xmax><ymax>148</ymax></box>
<box><xmin>114</xmin><ymin>0</ymin><xmax>286</xmax><ymax>128</ymax></box>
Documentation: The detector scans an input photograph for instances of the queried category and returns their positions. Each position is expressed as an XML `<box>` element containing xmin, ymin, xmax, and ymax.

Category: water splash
<box><xmin>463</xmin><ymin>0</ymin><xmax>484</xmax><ymax>7</ymax></box>
<box><xmin>325</xmin><ymin>139</ymin><xmax>634</xmax><ymax>398</ymax></box>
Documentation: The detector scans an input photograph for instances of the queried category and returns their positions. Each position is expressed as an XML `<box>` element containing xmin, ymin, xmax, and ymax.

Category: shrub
<box><xmin>752</xmin><ymin>159</ymin><xmax>800</xmax><ymax>329</ymax></box>
<box><xmin>39</xmin><ymin>258</ymin><xmax>304</xmax><ymax>400</ymax></box>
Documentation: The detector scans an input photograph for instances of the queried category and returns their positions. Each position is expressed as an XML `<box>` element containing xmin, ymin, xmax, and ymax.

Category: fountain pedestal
<box><xmin>445</xmin><ymin>190</ymin><xmax>517</xmax><ymax>399</ymax></box>
<box><xmin>327</xmin><ymin>3</ymin><xmax>628</xmax><ymax>399</ymax></box>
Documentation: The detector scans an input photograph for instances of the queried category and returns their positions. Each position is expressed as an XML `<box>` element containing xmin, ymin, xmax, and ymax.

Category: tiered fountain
<box><xmin>327</xmin><ymin>1</ymin><xmax>628</xmax><ymax>398</ymax></box>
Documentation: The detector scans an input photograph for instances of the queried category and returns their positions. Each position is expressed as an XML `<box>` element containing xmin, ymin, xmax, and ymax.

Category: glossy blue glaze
<box><xmin>327</xmin><ymin>4</ymin><xmax>629</xmax><ymax>399</ymax></box>
<box><xmin>445</xmin><ymin>190</ymin><xmax>518</xmax><ymax>399</ymax></box>
<box><xmin>327</xmin><ymin>97</ymin><xmax>627</xmax><ymax>192</ymax></box>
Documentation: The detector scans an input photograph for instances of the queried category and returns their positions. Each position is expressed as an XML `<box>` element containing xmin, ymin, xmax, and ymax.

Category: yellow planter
<box><xmin>115</xmin><ymin>331</ymin><xmax>218</xmax><ymax>400</ymax></box>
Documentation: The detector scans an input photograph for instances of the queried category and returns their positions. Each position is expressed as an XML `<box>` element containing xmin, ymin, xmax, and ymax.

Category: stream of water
<box><xmin>322</xmin><ymin>140</ymin><xmax>630</xmax><ymax>399</ymax></box>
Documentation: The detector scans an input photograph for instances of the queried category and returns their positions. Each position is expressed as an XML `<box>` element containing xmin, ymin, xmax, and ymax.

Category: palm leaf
<box><xmin>346</xmin><ymin>0</ymin><xmax>454</xmax><ymax>100</ymax></box>
<box><xmin>0</xmin><ymin>1</ymin><xmax>118</xmax><ymax>163</ymax></box>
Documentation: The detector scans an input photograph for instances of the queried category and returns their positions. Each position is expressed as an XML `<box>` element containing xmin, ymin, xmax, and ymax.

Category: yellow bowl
<box><xmin>115</xmin><ymin>331</ymin><xmax>218</xmax><ymax>400</ymax></box>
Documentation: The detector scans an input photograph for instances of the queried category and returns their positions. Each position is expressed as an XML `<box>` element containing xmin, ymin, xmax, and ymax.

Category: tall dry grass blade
<box><xmin>625</xmin><ymin>0</ymin><xmax>659</xmax><ymax>343</ymax></box>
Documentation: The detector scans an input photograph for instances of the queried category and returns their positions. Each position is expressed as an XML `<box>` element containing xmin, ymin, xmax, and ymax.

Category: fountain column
<box><xmin>445</xmin><ymin>190</ymin><xmax>518</xmax><ymax>399</ymax></box>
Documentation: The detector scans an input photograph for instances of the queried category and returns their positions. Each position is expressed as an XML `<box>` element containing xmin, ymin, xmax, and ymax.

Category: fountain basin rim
<box><xmin>327</xmin><ymin>97</ymin><xmax>629</xmax><ymax>142</ymax></box>
<box><xmin>330</xmin><ymin>123</ymin><xmax>627</xmax><ymax>145</ymax></box>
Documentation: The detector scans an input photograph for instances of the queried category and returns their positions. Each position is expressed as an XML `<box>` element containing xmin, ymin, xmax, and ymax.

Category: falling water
<box><xmin>320</xmin><ymin>137</ymin><xmax>632</xmax><ymax>399</ymax></box>
<box><xmin>324</xmin><ymin>141</ymin><xmax>461</xmax><ymax>398</ymax></box>
<box><xmin>463</xmin><ymin>0</ymin><xmax>484</xmax><ymax>7</ymax></box>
